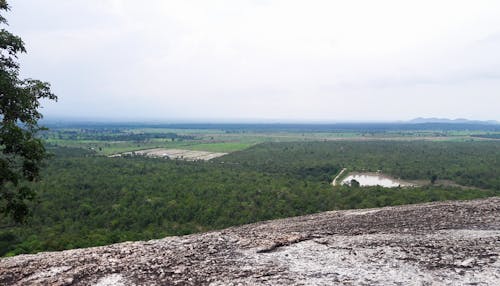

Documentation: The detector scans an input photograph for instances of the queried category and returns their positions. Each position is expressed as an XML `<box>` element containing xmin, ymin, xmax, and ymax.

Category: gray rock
<box><xmin>1</xmin><ymin>197</ymin><xmax>499</xmax><ymax>285</ymax></box>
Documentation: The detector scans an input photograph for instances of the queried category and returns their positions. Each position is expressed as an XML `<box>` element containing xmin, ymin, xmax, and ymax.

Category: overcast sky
<box><xmin>6</xmin><ymin>0</ymin><xmax>500</xmax><ymax>122</ymax></box>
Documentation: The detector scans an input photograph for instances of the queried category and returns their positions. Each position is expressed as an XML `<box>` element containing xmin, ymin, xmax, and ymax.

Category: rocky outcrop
<box><xmin>1</xmin><ymin>197</ymin><xmax>499</xmax><ymax>285</ymax></box>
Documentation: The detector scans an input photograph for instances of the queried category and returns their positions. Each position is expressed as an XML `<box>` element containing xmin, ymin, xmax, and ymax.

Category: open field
<box><xmin>111</xmin><ymin>148</ymin><xmax>227</xmax><ymax>161</ymax></box>
<box><xmin>39</xmin><ymin>123</ymin><xmax>500</xmax><ymax>156</ymax></box>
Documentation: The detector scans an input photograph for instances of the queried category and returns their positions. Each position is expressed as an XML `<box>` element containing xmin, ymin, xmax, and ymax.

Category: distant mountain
<box><xmin>408</xmin><ymin>117</ymin><xmax>499</xmax><ymax>125</ymax></box>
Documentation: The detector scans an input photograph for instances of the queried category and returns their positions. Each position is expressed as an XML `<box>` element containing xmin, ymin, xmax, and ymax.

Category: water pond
<box><xmin>341</xmin><ymin>173</ymin><xmax>414</xmax><ymax>188</ymax></box>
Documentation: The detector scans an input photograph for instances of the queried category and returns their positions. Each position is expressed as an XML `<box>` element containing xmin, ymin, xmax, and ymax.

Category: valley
<box><xmin>1</xmin><ymin>123</ymin><xmax>498</xmax><ymax>257</ymax></box>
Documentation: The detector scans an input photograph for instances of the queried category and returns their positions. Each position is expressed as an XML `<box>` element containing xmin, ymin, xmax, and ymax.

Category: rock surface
<box><xmin>1</xmin><ymin>197</ymin><xmax>499</xmax><ymax>285</ymax></box>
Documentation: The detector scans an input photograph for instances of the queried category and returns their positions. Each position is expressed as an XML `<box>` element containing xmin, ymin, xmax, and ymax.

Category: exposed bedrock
<box><xmin>1</xmin><ymin>197</ymin><xmax>499</xmax><ymax>285</ymax></box>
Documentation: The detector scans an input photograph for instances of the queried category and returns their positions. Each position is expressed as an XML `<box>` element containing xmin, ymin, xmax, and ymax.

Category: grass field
<box><xmin>40</xmin><ymin>124</ymin><xmax>500</xmax><ymax>156</ymax></box>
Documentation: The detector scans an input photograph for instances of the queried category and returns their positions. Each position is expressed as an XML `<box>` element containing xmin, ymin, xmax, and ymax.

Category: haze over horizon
<box><xmin>40</xmin><ymin>116</ymin><xmax>499</xmax><ymax>125</ymax></box>
<box><xmin>7</xmin><ymin>0</ymin><xmax>500</xmax><ymax>121</ymax></box>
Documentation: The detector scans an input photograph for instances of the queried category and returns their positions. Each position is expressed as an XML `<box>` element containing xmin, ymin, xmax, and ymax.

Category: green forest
<box><xmin>1</xmin><ymin>140</ymin><xmax>498</xmax><ymax>256</ymax></box>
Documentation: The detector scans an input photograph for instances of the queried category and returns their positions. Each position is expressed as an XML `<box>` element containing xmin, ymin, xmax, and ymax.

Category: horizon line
<box><xmin>40</xmin><ymin>117</ymin><xmax>499</xmax><ymax>125</ymax></box>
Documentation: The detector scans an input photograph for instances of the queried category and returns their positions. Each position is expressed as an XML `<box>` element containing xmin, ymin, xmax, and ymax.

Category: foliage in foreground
<box><xmin>0</xmin><ymin>1</ymin><xmax>56</xmax><ymax>222</ymax></box>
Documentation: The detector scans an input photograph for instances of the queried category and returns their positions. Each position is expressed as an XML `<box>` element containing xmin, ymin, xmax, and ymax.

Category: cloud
<box><xmin>6</xmin><ymin>0</ymin><xmax>500</xmax><ymax>121</ymax></box>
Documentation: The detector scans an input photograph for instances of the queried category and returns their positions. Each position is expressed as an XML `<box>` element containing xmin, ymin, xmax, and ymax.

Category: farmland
<box><xmin>39</xmin><ymin>122</ymin><xmax>500</xmax><ymax>156</ymax></box>
<box><xmin>113</xmin><ymin>148</ymin><xmax>227</xmax><ymax>161</ymax></box>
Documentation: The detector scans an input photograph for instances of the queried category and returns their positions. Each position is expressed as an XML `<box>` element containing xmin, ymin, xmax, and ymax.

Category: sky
<box><xmin>5</xmin><ymin>0</ymin><xmax>500</xmax><ymax>122</ymax></box>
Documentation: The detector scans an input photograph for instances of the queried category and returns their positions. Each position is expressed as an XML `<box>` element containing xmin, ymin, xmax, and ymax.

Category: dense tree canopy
<box><xmin>1</xmin><ymin>141</ymin><xmax>498</xmax><ymax>256</ymax></box>
<box><xmin>0</xmin><ymin>1</ymin><xmax>56</xmax><ymax>221</ymax></box>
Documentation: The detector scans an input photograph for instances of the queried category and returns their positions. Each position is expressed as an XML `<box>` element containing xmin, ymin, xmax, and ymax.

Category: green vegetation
<box><xmin>40</xmin><ymin>128</ymin><xmax>258</xmax><ymax>155</ymax></box>
<box><xmin>39</xmin><ymin>123</ymin><xmax>500</xmax><ymax>156</ymax></box>
<box><xmin>1</xmin><ymin>139</ymin><xmax>498</xmax><ymax>257</ymax></box>
<box><xmin>184</xmin><ymin>142</ymin><xmax>255</xmax><ymax>152</ymax></box>
<box><xmin>471</xmin><ymin>134</ymin><xmax>500</xmax><ymax>140</ymax></box>
<box><xmin>0</xmin><ymin>1</ymin><xmax>57</xmax><ymax>222</ymax></box>
<box><xmin>219</xmin><ymin>141</ymin><xmax>500</xmax><ymax>190</ymax></box>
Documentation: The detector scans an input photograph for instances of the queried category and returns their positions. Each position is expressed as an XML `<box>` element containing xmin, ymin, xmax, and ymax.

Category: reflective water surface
<box><xmin>341</xmin><ymin>173</ymin><xmax>414</xmax><ymax>187</ymax></box>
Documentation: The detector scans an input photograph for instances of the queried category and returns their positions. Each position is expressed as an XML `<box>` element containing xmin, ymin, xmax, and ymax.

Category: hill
<box><xmin>1</xmin><ymin>197</ymin><xmax>499</xmax><ymax>285</ymax></box>
<box><xmin>408</xmin><ymin>117</ymin><xmax>499</xmax><ymax>125</ymax></box>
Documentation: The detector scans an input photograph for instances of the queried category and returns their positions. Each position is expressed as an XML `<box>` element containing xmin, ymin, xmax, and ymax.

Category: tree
<box><xmin>430</xmin><ymin>174</ymin><xmax>438</xmax><ymax>184</ymax></box>
<box><xmin>350</xmin><ymin>179</ymin><xmax>360</xmax><ymax>188</ymax></box>
<box><xmin>0</xmin><ymin>0</ymin><xmax>57</xmax><ymax>222</ymax></box>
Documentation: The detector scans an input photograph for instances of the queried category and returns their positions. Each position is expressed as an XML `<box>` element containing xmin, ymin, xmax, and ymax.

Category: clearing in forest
<box><xmin>109</xmin><ymin>148</ymin><xmax>227</xmax><ymax>161</ymax></box>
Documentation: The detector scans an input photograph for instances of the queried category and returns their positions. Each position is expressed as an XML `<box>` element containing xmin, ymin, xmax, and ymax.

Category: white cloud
<box><xmin>6</xmin><ymin>0</ymin><xmax>500</xmax><ymax>121</ymax></box>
